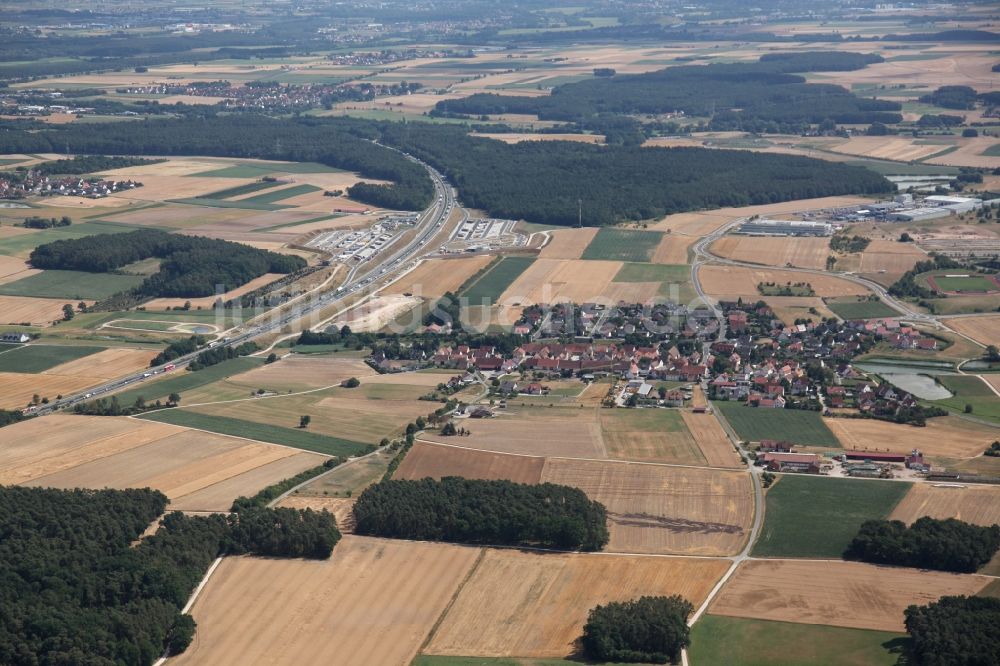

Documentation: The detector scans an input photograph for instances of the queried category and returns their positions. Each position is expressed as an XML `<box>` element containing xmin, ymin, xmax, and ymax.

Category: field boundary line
<box><xmin>267</xmin><ymin>442</ymin><xmax>392</xmax><ymax>508</ymax></box>
<box><xmin>413</xmin><ymin>437</ymin><xmax>746</xmax><ymax>473</ymax></box>
<box><xmin>419</xmin><ymin>547</ymin><xmax>487</xmax><ymax>655</ymax></box>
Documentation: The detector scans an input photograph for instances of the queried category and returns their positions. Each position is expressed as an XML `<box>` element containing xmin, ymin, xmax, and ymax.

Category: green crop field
<box><xmin>0</xmin><ymin>344</ymin><xmax>104</xmax><ymax>373</ymax></box>
<box><xmin>931</xmin><ymin>375</ymin><xmax>1000</xmax><ymax>425</ymax></box>
<box><xmin>239</xmin><ymin>183</ymin><xmax>321</xmax><ymax>204</ymax></box>
<box><xmin>200</xmin><ymin>180</ymin><xmax>282</xmax><ymax>200</ymax></box>
<box><xmin>0</xmin><ymin>222</ymin><xmax>141</xmax><ymax>256</ymax></box>
<box><xmin>169</xmin><ymin>197</ymin><xmax>288</xmax><ymax>211</ymax></box>
<box><xmin>689</xmin><ymin>616</ymin><xmax>906</xmax><ymax>666</ymax></box>
<box><xmin>581</xmin><ymin>228</ymin><xmax>663</xmax><ymax>262</ymax></box>
<box><xmin>0</xmin><ymin>270</ymin><xmax>144</xmax><ymax>300</ymax></box>
<box><xmin>982</xmin><ymin>144</ymin><xmax>1000</xmax><ymax>157</ymax></box>
<box><xmin>111</xmin><ymin>357</ymin><xmax>264</xmax><ymax>405</ymax></box>
<box><xmin>461</xmin><ymin>256</ymin><xmax>535</xmax><ymax>304</ymax></box>
<box><xmin>825</xmin><ymin>297</ymin><xmax>898</xmax><ymax>320</ymax></box>
<box><xmin>137</xmin><ymin>409</ymin><xmax>371</xmax><ymax>457</ymax></box>
<box><xmin>752</xmin><ymin>475</ymin><xmax>911</xmax><ymax>558</ymax></box>
<box><xmin>189</xmin><ymin>162</ymin><xmax>343</xmax><ymax>178</ymax></box>
<box><xmin>713</xmin><ymin>402</ymin><xmax>840</xmax><ymax>447</ymax></box>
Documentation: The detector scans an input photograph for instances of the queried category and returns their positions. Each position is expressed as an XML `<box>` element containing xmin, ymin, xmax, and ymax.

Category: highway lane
<box><xmin>35</xmin><ymin>155</ymin><xmax>457</xmax><ymax>416</ymax></box>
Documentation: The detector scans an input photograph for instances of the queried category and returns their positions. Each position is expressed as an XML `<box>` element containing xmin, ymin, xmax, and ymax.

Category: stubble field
<box><xmin>0</xmin><ymin>295</ymin><xmax>78</xmax><ymax>326</ymax></box>
<box><xmin>889</xmin><ymin>483</ymin><xmax>1000</xmax><ymax>527</ymax></box>
<box><xmin>711</xmin><ymin>236</ymin><xmax>831</xmax><ymax>270</ymax></box>
<box><xmin>699</xmin><ymin>265</ymin><xmax>868</xmax><ymax>300</ymax></box>
<box><xmin>424</xmin><ymin>549</ymin><xmax>730</xmax><ymax>659</ymax></box>
<box><xmin>824</xmin><ymin>415</ymin><xmax>995</xmax><ymax>459</ymax></box>
<box><xmin>538</xmin><ymin>228</ymin><xmax>598</xmax><ymax>260</ymax></box>
<box><xmin>942</xmin><ymin>315</ymin><xmax>1000</xmax><ymax>347</ymax></box>
<box><xmin>383</xmin><ymin>255</ymin><xmax>495</xmax><ymax>298</ymax></box>
<box><xmin>226</xmin><ymin>355</ymin><xmax>375</xmax><ymax>392</ymax></box>
<box><xmin>709</xmin><ymin>559</ymin><xmax>991</xmax><ymax>632</ymax></box>
<box><xmin>172</xmin><ymin>537</ymin><xmax>481</xmax><ymax>666</ymax></box>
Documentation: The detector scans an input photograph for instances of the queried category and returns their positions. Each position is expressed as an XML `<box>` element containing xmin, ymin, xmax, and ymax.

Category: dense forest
<box><xmin>582</xmin><ymin>596</ymin><xmax>693</xmax><ymax>664</ymax></box>
<box><xmin>30</xmin><ymin>229</ymin><xmax>304</xmax><ymax>298</ymax></box>
<box><xmin>33</xmin><ymin>155</ymin><xmax>163</xmax><ymax>175</ymax></box>
<box><xmin>353</xmin><ymin>477</ymin><xmax>609</xmax><ymax>550</ymax></box>
<box><xmin>379</xmin><ymin>123</ymin><xmax>892</xmax><ymax>226</ymax></box>
<box><xmin>433</xmin><ymin>52</ymin><xmax>902</xmax><ymax>132</ymax></box>
<box><xmin>904</xmin><ymin>596</ymin><xmax>1000</xmax><ymax>666</ymax></box>
<box><xmin>0</xmin><ymin>116</ymin><xmax>434</xmax><ymax>211</ymax></box>
<box><xmin>0</xmin><ymin>485</ymin><xmax>340</xmax><ymax>664</ymax></box>
<box><xmin>844</xmin><ymin>517</ymin><xmax>1000</xmax><ymax>573</ymax></box>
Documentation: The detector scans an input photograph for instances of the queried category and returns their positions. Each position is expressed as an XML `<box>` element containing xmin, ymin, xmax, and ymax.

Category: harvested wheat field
<box><xmin>382</xmin><ymin>255</ymin><xmax>494</xmax><ymax>298</ymax></box>
<box><xmin>499</xmin><ymin>259</ymin><xmax>622</xmax><ymax>305</ymax></box>
<box><xmin>422</xmin><ymin>408</ymin><xmax>605</xmax><ymax>459</ymax></box>
<box><xmin>43</xmin><ymin>347</ymin><xmax>158</xmax><ymax>380</ymax></box>
<box><xmin>828</xmin><ymin>136</ymin><xmax>946</xmax><ymax>163</ymax></box>
<box><xmin>824</xmin><ymin>416</ymin><xmax>995</xmax><ymax>459</ymax></box>
<box><xmin>0</xmin><ymin>255</ymin><xmax>37</xmax><ymax>285</ymax></box>
<box><xmin>229</xmin><ymin>355</ymin><xmax>375</xmax><ymax>392</ymax></box>
<box><xmin>0</xmin><ymin>414</ymin><xmax>326</xmax><ymax>510</ymax></box>
<box><xmin>110</xmin><ymin>175</ymin><xmax>251</xmax><ymax>203</ymax></box>
<box><xmin>651</xmin><ymin>197</ymin><xmax>869</xmax><ymax>235</ymax></box>
<box><xmin>98</xmin><ymin>157</ymin><xmax>233</xmax><ymax>177</ymax></box>
<box><xmin>889</xmin><ymin>484</ymin><xmax>1000</xmax><ymax>527</ymax></box>
<box><xmin>396</xmin><ymin>441</ymin><xmax>545</xmax><ymax>484</ymax></box>
<box><xmin>942</xmin><ymin>315</ymin><xmax>1000</xmax><ymax>347</ymax></box>
<box><xmin>711</xmin><ymin>236</ymin><xmax>830</xmax><ymax>270</ymax></box>
<box><xmin>681</xmin><ymin>411</ymin><xmax>742</xmax><ymax>468</ymax></box>
<box><xmin>709</xmin><ymin>559</ymin><xmax>990</xmax><ymax>632</ymax></box>
<box><xmin>858</xmin><ymin>240</ymin><xmax>926</xmax><ymax>275</ymax></box>
<box><xmin>333</xmin><ymin>295</ymin><xmax>422</xmax><ymax>333</ymax></box>
<box><xmin>173</xmin><ymin>537</ymin><xmax>480</xmax><ymax>666</ymax></box>
<box><xmin>0</xmin><ymin>295</ymin><xmax>81</xmax><ymax>326</ymax></box>
<box><xmin>652</xmin><ymin>211</ymin><xmax>735</xmax><ymax>236</ymax></box>
<box><xmin>925</xmin><ymin>136</ymin><xmax>1000</xmax><ymax>169</ymax></box>
<box><xmin>542</xmin><ymin>459</ymin><xmax>753</xmax><ymax>555</ymax></box>
<box><xmin>652</xmin><ymin>233</ymin><xmax>695</xmax><ymax>264</ymax></box>
<box><xmin>700</xmin><ymin>265</ymin><xmax>868</xmax><ymax>300</ymax></box>
<box><xmin>539</xmin><ymin>228</ymin><xmax>598</xmax><ymax>260</ymax></box>
<box><xmin>364</xmin><ymin>370</ymin><xmax>461</xmax><ymax>388</ymax></box>
<box><xmin>0</xmin><ymin>372</ymin><xmax>102</xmax><ymax>409</ymax></box>
<box><xmin>425</xmin><ymin>549</ymin><xmax>730</xmax><ymax>658</ymax></box>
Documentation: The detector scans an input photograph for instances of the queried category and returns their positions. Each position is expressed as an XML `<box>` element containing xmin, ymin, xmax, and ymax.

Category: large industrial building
<box><xmin>737</xmin><ymin>219</ymin><xmax>833</xmax><ymax>236</ymax></box>
<box><xmin>887</xmin><ymin>207</ymin><xmax>953</xmax><ymax>222</ymax></box>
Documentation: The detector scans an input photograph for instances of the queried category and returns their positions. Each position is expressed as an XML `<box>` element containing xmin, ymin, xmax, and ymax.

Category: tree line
<box><xmin>33</xmin><ymin>155</ymin><xmax>163</xmax><ymax>175</ymax></box>
<box><xmin>352</xmin><ymin>477</ymin><xmax>609</xmax><ymax>551</ymax></box>
<box><xmin>432</xmin><ymin>52</ymin><xmax>901</xmax><ymax>132</ymax></box>
<box><xmin>844</xmin><ymin>517</ymin><xmax>1000</xmax><ymax>573</ymax></box>
<box><xmin>0</xmin><ymin>484</ymin><xmax>341</xmax><ymax>664</ymax></box>
<box><xmin>30</xmin><ymin>229</ymin><xmax>305</xmax><ymax>299</ymax></box>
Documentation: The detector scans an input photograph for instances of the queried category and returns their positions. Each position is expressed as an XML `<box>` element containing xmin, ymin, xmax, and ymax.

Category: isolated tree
<box><xmin>441</xmin><ymin>421</ymin><xmax>457</xmax><ymax>436</ymax></box>
<box><xmin>265</xmin><ymin>353</ymin><xmax>278</xmax><ymax>364</ymax></box>
<box><xmin>899</xmin><ymin>232</ymin><xmax>913</xmax><ymax>243</ymax></box>
<box><xmin>299</xmin><ymin>415</ymin><xmax>311</xmax><ymax>429</ymax></box>
<box><xmin>77</xmin><ymin>301</ymin><xmax>87</xmax><ymax>312</ymax></box>
<box><xmin>62</xmin><ymin>304</ymin><xmax>74</xmax><ymax>321</ymax></box>
<box><xmin>167</xmin><ymin>392</ymin><xmax>181</xmax><ymax>406</ymax></box>
<box><xmin>343</xmin><ymin>377</ymin><xmax>360</xmax><ymax>388</ymax></box>
<box><xmin>986</xmin><ymin>345</ymin><xmax>1000</xmax><ymax>362</ymax></box>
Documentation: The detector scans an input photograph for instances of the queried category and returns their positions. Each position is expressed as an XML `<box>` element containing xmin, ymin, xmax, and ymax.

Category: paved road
<box><xmin>35</xmin><ymin>155</ymin><xmax>457</xmax><ymax>416</ymax></box>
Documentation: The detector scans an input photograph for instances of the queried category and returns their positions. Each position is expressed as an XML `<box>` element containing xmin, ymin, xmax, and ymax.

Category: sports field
<box><xmin>461</xmin><ymin>256</ymin><xmax>536</xmax><ymax>304</ymax></box>
<box><xmin>709</xmin><ymin>559</ymin><xmax>990</xmax><ymax>632</ymax></box>
<box><xmin>752</xmin><ymin>475</ymin><xmax>911</xmax><ymax>558</ymax></box>
<box><xmin>581</xmin><ymin>228</ymin><xmax>663</xmax><ymax>262</ymax></box>
<box><xmin>714</xmin><ymin>402</ymin><xmax>840</xmax><ymax>447</ymax></box>
<box><xmin>824</xmin><ymin>297</ymin><xmax>898</xmax><ymax>320</ymax></box>
<box><xmin>136</xmin><ymin>409</ymin><xmax>372</xmax><ymax>457</ymax></box>
<box><xmin>925</xmin><ymin>272</ymin><xmax>1000</xmax><ymax>294</ymax></box>
<box><xmin>173</xmin><ymin>537</ymin><xmax>481</xmax><ymax>666</ymax></box>
<box><xmin>0</xmin><ymin>269</ymin><xmax>144</xmax><ymax>300</ymax></box>
<box><xmin>0</xmin><ymin>344</ymin><xmax>104</xmax><ymax>373</ymax></box>
<box><xmin>689</xmin><ymin>616</ymin><xmax>905</xmax><ymax>666</ymax></box>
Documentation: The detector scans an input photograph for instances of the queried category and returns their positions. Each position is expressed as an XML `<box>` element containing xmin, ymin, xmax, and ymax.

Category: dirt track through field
<box><xmin>173</xmin><ymin>537</ymin><xmax>480</xmax><ymax>666</ymax></box>
<box><xmin>709</xmin><ymin>559</ymin><xmax>990</xmax><ymax>632</ymax></box>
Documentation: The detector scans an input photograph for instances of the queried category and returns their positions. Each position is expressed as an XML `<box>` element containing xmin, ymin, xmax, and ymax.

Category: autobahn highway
<box><xmin>35</xmin><ymin>155</ymin><xmax>457</xmax><ymax>416</ymax></box>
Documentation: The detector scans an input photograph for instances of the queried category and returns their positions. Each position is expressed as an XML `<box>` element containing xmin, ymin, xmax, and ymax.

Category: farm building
<box><xmin>0</xmin><ymin>333</ymin><xmax>30</xmax><ymax>343</ymax></box>
<box><xmin>758</xmin><ymin>452</ymin><xmax>821</xmax><ymax>474</ymax></box>
<box><xmin>923</xmin><ymin>195</ymin><xmax>982</xmax><ymax>213</ymax></box>
<box><xmin>736</xmin><ymin>219</ymin><xmax>832</xmax><ymax>237</ymax></box>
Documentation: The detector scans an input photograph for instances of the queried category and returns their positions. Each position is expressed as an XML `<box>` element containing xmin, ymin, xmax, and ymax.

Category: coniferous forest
<box><xmin>0</xmin><ymin>485</ymin><xmax>340</xmax><ymax>664</ymax></box>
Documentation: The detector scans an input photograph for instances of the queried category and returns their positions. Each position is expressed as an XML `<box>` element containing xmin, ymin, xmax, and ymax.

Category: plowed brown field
<box><xmin>540</xmin><ymin>459</ymin><xmax>753</xmax><ymax>555</ymax></box>
<box><xmin>425</xmin><ymin>549</ymin><xmax>729</xmax><ymax>658</ymax></box>
<box><xmin>889</xmin><ymin>484</ymin><xmax>1000</xmax><ymax>527</ymax></box>
<box><xmin>173</xmin><ymin>537</ymin><xmax>481</xmax><ymax>666</ymax></box>
<box><xmin>396</xmin><ymin>441</ymin><xmax>545</xmax><ymax>484</ymax></box>
<box><xmin>709</xmin><ymin>559</ymin><xmax>990</xmax><ymax>632</ymax></box>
